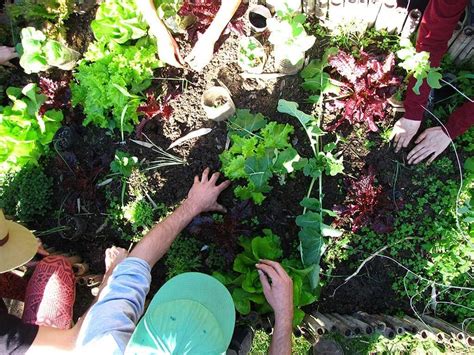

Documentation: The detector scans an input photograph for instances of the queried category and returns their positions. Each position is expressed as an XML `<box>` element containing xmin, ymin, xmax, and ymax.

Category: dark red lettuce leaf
<box><xmin>38</xmin><ymin>76</ymin><xmax>71</xmax><ymax>116</ymax></box>
<box><xmin>187</xmin><ymin>200</ymin><xmax>254</xmax><ymax>267</ymax></box>
<box><xmin>178</xmin><ymin>0</ymin><xmax>247</xmax><ymax>46</ymax></box>
<box><xmin>135</xmin><ymin>91</ymin><xmax>178</xmax><ymax>138</ymax></box>
<box><xmin>334</xmin><ymin>167</ymin><xmax>396</xmax><ymax>233</ymax></box>
<box><xmin>326</xmin><ymin>51</ymin><xmax>400</xmax><ymax>132</ymax></box>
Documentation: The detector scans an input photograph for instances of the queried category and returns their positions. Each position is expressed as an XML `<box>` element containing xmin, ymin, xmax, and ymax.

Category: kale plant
<box><xmin>0</xmin><ymin>164</ymin><xmax>53</xmax><ymax>222</ymax></box>
<box><xmin>324</xmin><ymin>50</ymin><xmax>401</xmax><ymax>132</ymax></box>
<box><xmin>0</xmin><ymin>84</ymin><xmax>63</xmax><ymax>174</ymax></box>
<box><xmin>278</xmin><ymin>100</ymin><xmax>344</xmax><ymax>290</ymax></box>
<box><xmin>213</xmin><ymin>230</ymin><xmax>317</xmax><ymax>326</ymax></box>
<box><xmin>219</xmin><ymin>109</ymin><xmax>299</xmax><ymax>204</ymax></box>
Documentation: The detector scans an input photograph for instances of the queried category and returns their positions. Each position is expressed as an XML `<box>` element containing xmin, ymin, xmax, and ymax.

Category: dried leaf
<box><xmin>167</xmin><ymin>128</ymin><xmax>212</xmax><ymax>150</ymax></box>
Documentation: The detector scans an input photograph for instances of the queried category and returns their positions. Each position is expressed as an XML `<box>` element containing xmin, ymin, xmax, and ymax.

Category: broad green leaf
<box><xmin>229</xmin><ymin>109</ymin><xmax>267</xmax><ymax>137</ymax></box>
<box><xmin>300</xmin><ymin>197</ymin><xmax>321</xmax><ymax>211</ymax></box>
<box><xmin>242</xmin><ymin>270</ymin><xmax>261</xmax><ymax>293</ymax></box>
<box><xmin>277</xmin><ymin>99</ymin><xmax>313</xmax><ymax>127</ymax></box>
<box><xmin>232</xmin><ymin>288</ymin><xmax>251</xmax><ymax>315</ymax></box>
<box><xmin>261</xmin><ymin>122</ymin><xmax>294</xmax><ymax>149</ymax></box>
<box><xmin>296</xmin><ymin>211</ymin><xmax>322</xmax><ymax>228</ymax></box>
<box><xmin>244</xmin><ymin>154</ymin><xmax>273</xmax><ymax>188</ymax></box>
<box><xmin>251</xmin><ymin>234</ymin><xmax>283</xmax><ymax>260</ymax></box>
<box><xmin>234</xmin><ymin>253</ymin><xmax>256</xmax><ymax>273</ymax></box>
<box><xmin>427</xmin><ymin>70</ymin><xmax>442</xmax><ymax>89</ymax></box>
<box><xmin>299</xmin><ymin>227</ymin><xmax>326</xmax><ymax>266</ymax></box>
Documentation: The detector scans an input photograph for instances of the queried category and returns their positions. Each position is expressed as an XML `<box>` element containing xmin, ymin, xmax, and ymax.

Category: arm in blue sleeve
<box><xmin>77</xmin><ymin>257</ymin><xmax>152</xmax><ymax>353</ymax></box>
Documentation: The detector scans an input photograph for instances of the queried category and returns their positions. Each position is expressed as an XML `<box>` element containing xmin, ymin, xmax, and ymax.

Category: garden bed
<box><xmin>1</xmin><ymin>0</ymin><xmax>472</xmax><ymax>343</ymax></box>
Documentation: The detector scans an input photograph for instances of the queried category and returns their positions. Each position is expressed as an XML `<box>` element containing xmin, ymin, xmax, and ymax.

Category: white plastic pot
<box><xmin>201</xmin><ymin>87</ymin><xmax>236</xmax><ymax>122</ymax></box>
<box><xmin>247</xmin><ymin>5</ymin><xmax>272</xmax><ymax>33</ymax></box>
<box><xmin>274</xmin><ymin>48</ymin><xmax>305</xmax><ymax>75</ymax></box>
<box><xmin>238</xmin><ymin>37</ymin><xmax>267</xmax><ymax>74</ymax></box>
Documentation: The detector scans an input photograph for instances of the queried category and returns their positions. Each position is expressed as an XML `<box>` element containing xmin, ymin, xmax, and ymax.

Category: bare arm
<box><xmin>135</xmin><ymin>0</ymin><xmax>184</xmax><ymax>67</ymax></box>
<box><xmin>186</xmin><ymin>0</ymin><xmax>242</xmax><ymax>71</ymax></box>
<box><xmin>130</xmin><ymin>168</ymin><xmax>230</xmax><ymax>268</ymax></box>
<box><xmin>256</xmin><ymin>260</ymin><xmax>293</xmax><ymax>355</ymax></box>
<box><xmin>26</xmin><ymin>325</ymin><xmax>80</xmax><ymax>354</ymax></box>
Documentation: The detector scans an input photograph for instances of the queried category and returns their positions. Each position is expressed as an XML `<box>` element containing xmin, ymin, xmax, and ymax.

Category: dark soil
<box><xmin>5</xmin><ymin>2</ymin><xmax>465</xmax><ymax>323</ymax></box>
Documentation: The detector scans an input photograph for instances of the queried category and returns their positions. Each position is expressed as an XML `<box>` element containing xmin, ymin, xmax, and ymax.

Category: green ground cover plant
<box><xmin>0</xmin><ymin>164</ymin><xmax>53</xmax><ymax>222</ymax></box>
<box><xmin>71</xmin><ymin>38</ymin><xmax>161</xmax><ymax>134</ymax></box>
<box><xmin>165</xmin><ymin>236</ymin><xmax>203</xmax><ymax>279</ymax></box>
<box><xmin>250</xmin><ymin>330</ymin><xmax>312</xmax><ymax>354</ymax></box>
<box><xmin>339</xmin><ymin>158</ymin><xmax>473</xmax><ymax>321</ymax></box>
<box><xmin>220</xmin><ymin>109</ymin><xmax>299</xmax><ymax>204</ymax></box>
<box><xmin>0</xmin><ymin>83</ymin><xmax>63</xmax><ymax>174</ymax></box>
<box><xmin>214</xmin><ymin>230</ymin><xmax>316</xmax><ymax>326</ymax></box>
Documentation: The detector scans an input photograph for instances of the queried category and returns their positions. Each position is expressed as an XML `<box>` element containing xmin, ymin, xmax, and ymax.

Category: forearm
<box><xmin>129</xmin><ymin>200</ymin><xmax>197</xmax><ymax>267</ymax></box>
<box><xmin>269</xmin><ymin>314</ymin><xmax>292</xmax><ymax>355</ymax></box>
<box><xmin>135</xmin><ymin>0</ymin><xmax>169</xmax><ymax>38</ymax></box>
<box><xmin>203</xmin><ymin>0</ymin><xmax>242</xmax><ymax>42</ymax></box>
<box><xmin>445</xmin><ymin>101</ymin><xmax>474</xmax><ymax>139</ymax></box>
<box><xmin>27</xmin><ymin>326</ymin><xmax>79</xmax><ymax>354</ymax></box>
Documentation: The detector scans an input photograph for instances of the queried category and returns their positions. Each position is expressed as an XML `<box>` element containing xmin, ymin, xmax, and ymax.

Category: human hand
<box><xmin>186</xmin><ymin>35</ymin><xmax>215</xmax><ymax>71</ymax></box>
<box><xmin>390</xmin><ymin>117</ymin><xmax>421</xmax><ymax>153</ymax></box>
<box><xmin>157</xmin><ymin>33</ymin><xmax>184</xmax><ymax>68</ymax></box>
<box><xmin>256</xmin><ymin>260</ymin><xmax>293</xmax><ymax>321</ymax></box>
<box><xmin>0</xmin><ymin>46</ymin><xmax>18</xmax><ymax>66</ymax></box>
<box><xmin>104</xmin><ymin>246</ymin><xmax>129</xmax><ymax>274</ymax></box>
<box><xmin>184</xmin><ymin>167</ymin><xmax>230</xmax><ymax>216</ymax></box>
<box><xmin>407</xmin><ymin>127</ymin><xmax>451</xmax><ymax>165</ymax></box>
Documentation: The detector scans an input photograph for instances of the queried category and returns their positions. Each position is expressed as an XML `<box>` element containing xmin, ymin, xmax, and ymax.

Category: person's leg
<box><xmin>22</xmin><ymin>256</ymin><xmax>76</xmax><ymax>329</ymax></box>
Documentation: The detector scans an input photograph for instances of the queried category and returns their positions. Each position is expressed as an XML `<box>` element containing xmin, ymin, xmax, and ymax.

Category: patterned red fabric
<box><xmin>0</xmin><ymin>272</ymin><xmax>28</xmax><ymax>301</ymax></box>
<box><xmin>22</xmin><ymin>256</ymin><xmax>76</xmax><ymax>329</ymax></box>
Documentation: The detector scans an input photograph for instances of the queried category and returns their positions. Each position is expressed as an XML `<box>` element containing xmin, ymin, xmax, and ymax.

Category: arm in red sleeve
<box><xmin>403</xmin><ymin>0</ymin><xmax>468</xmax><ymax>121</ymax></box>
<box><xmin>444</xmin><ymin>101</ymin><xmax>474</xmax><ymax>139</ymax></box>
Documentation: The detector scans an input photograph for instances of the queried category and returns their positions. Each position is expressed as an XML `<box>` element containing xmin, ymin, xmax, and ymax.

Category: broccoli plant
<box><xmin>219</xmin><ymin>109</ymin><xmax>299</xmax><ymax>204</ymax></box>
<box><xmin>278</xmin><ymin>100</ymin><xmax>344</xmax><ymax>290</ymax></box>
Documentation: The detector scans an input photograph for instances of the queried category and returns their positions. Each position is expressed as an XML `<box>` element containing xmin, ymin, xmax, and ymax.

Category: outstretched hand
<box><xmin>407</xmin><ymin>127</ymin><xmax>451</xmax><ymax>164</ymax></box>
<box><xmin>390</xmin><ymin>117</ymin><xmax>421</xmax><ymax>153</ymax></box>
<box><xmin>256</xmin><ymin>260</ymin><xmax>293</xmax><ymax>321</ymax></box>
<box><xmin>186</xmin><ymin>36</ymin><xmax>215</xmax><ymax>72</ymax></box>
<box><xmin>184</xmin><ymin>168</ymin><xmax>230</xmax><ymax>216</ymax></box>
<box><xmin>157</xmin><ymin>34</ymin><xmax>184</xmax><ymax>68</ymax></box>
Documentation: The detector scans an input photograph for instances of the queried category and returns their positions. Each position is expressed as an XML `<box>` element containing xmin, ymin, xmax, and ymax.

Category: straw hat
<box><xmin>0</xmin><ymin>209</ymin><xmax>38</xmax><ymax>273</ymax></box>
